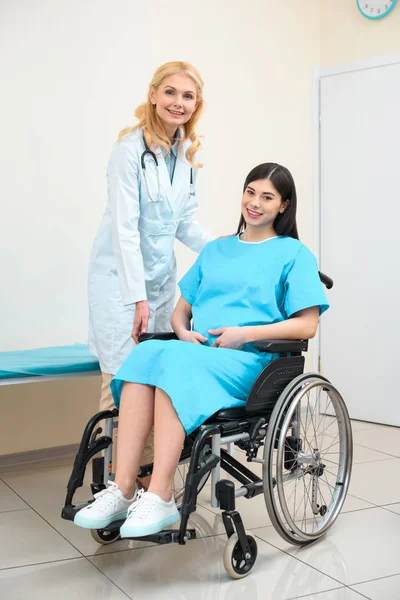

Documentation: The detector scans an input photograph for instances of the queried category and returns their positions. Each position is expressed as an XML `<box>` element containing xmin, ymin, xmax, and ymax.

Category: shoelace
<box><xmin>126</xmin><ymin>489</ymin><xmax>156</xmax><ymax>522</ymax></box>
<box><xmin>92</xmin><ymin>480</ymin><xmax>121</xmax><ymax>512</ymax></box>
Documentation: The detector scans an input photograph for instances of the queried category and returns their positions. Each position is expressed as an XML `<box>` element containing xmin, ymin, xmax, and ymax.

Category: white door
<box><xmin>319</xmin><ymin>60</ymin><xmax>400</xmax><ymax>426</ymax></box>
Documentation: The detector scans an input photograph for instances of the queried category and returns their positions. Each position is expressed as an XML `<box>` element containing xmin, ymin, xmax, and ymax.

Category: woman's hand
<box><xmin>132</xmin><ymin>300</ymin><xmax>150</xmax><ymax>344</ymax></box>
<box><xmin>177</xmin><ymin>329</ymin><xmax>208</xmax><ymax>345</ymax></box>
<box><xmin>209</xmin><ymin>327</ymin><xmax>249</xmax><ymax>349</ymax></box>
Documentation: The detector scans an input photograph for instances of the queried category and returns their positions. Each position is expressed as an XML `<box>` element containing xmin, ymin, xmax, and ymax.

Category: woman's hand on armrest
<box><xmin>209</xmin><ymin>307</ymin><xmax>320</xmax><ymax>349</ymax></box>
<box><xmin>171</xmin><ymin>297</ymin><xmax>208</xmax><ymax>345</ymax></box>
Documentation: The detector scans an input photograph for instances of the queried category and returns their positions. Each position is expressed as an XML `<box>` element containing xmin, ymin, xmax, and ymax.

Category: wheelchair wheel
<box><xmin>263</xmin><ymin>373</ymin><xmax>352</xmax><ymax>545</ymax></box>
<box><xmin>90</xmin><ymin>528</ymin><xmax>120</xmax><ymax>544</ymax></box>
<box><xmin>223</xmin><ymin>533</ymin><xmax>258</xmax><ymax>579</ymax></box>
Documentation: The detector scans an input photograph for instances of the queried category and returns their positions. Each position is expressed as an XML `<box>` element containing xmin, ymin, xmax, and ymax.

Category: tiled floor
<box><xmin>1</xmin><ymin>420</ymin><xmax>400</xmax><ymax>599</ymax></box>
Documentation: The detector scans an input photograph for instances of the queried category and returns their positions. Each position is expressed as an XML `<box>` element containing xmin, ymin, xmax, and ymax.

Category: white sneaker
<box><xmin>120</xmin><ymin>491</ymin><xmax>180</xmax><ymax>538</ymax></box>
<box><xmin>74</xmin><ymin>481</ymin><xmax>137</xmax><ymax>529</ymax></box>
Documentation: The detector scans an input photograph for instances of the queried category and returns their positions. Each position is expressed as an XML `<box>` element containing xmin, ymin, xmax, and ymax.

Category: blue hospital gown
<box><xmin>111</xmin><ymin>235</ymin><xmax>329</xmax><ymax>434</ymax></box>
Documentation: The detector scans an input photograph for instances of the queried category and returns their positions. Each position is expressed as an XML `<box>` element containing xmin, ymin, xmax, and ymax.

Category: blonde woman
<box><xmin>88</xmin><ymin>62</ymin><xmax>212</xmax><ymax>467</ymax></box>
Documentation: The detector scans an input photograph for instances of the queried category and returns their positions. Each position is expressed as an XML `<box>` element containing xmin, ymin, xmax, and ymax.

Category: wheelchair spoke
<box><xmin>302</xmin><ymin>475</ymin><xmax>315</xmax><ymax>532</ymax></box>
<box><xmin>319</xmin><ymin>474</ymin><xmax>336</xmax><ymax>493</ymax></box>
<box><xmin>314</xmin><ymin>406</ymin><xmax>336</xmax><ymax>438</ymax></box>
<box><xmin>317</xmin><ymin>481</ymin><xmax>330</xmax><ymax>510</ymax></box>
<box><xmin>301</xmin><ymin>475</ymin><xmax>311</xmax><ymax>527</ymax></box>
<box><xmin>324</xmin><ymin>454</ymin><xmax>340</xmax><ymax>466</ymax></box>
<box><xmin>293</xmin><ymin>487</ymin><xmax>305</xmax><ymax>523</ymax></box>
<box><xmin>308</xmin><ymin>394</ymin><xmax>319</xmax><ymax>448</ymax></box>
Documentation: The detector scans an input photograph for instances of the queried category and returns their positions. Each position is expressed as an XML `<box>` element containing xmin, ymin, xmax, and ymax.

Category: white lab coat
<box><xmin>88</xmin><ymin>129</ymin><xmax>212</xmax><ymax>374</ymax></box>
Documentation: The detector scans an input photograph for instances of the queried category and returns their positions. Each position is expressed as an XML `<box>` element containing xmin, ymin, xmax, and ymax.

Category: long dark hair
<box><xmin>237</xmin><ymin>163</ymin><xmax>299</xmax><ymax>239</ymax></box>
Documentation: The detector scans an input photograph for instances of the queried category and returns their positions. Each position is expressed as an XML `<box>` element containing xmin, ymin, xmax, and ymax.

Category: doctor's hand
<box><xmin>177</xmin><ymin>330</ymin><xmax>208</xmax><ymax>345</ymax></box>
<box><xmin>132</xmin><ymin>300</ymin><xmax>150</xmax><ymax>344</ymax></box>
<box><xmin>209</xmin><ymin>327</ymin><xmax>249</xmax><ymax>350</ymax></box>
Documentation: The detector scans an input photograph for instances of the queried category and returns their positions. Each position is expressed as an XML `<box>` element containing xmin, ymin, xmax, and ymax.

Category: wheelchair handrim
<box><xmin>264</xmin><ymin>374</ymin><xmax>353</xmax><ymax>544</ymax></box>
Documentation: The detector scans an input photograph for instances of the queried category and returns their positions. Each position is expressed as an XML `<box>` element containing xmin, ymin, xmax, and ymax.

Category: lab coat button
<box><xmin>153</xmin><ymin>285</ymin><xmax>160</xmax><ymax>292</ymax></box>
<box><xmin>160</xmin><ymin>256</ymin><xmax>168</xmax><ymax>264</ymax></box>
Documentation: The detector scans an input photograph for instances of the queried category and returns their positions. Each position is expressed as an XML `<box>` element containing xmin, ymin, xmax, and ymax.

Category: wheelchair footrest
<box><xmin>61</xmin><ymin>503</ymin><xmax>91</xmax><ymax>522</ymax></box>
<box><xmin>121</xmin><ymin>529</ymin><xmax>197</xmax><ymax>545</ymax></box>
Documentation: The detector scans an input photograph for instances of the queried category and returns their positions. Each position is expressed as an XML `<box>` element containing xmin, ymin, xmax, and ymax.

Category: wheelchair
<box><xmin>62</xmin><ymin>273</ymin><xmax>353</xmax><ymax>579</ymax></box>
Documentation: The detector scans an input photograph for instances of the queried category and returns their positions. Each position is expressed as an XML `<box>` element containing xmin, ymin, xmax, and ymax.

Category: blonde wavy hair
<box><xmin>118</xmin><ymin>61</ymin><xmax>205</xmax><ymax>167</ymax></box>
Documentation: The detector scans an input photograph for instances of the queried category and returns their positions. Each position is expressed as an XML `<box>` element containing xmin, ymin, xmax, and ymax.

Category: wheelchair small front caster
<box><xmin>90</xmin><ymin>528</ymin><xmax>120</xmax><ymax>545</ymax></box>
<box><xmin>223</xmin><ymin>533</ymin><xmax>258</xmax><ymax>579</ymax></box>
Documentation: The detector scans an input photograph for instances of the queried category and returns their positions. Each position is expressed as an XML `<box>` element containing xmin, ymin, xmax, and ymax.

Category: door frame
<box><xmin>312</xmin><ymin>54</ymin><xmax>400</xmax><ymax>376</ymax></box>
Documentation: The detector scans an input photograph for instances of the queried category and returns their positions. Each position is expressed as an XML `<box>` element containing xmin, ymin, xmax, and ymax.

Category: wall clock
<box><xmin>357</xmin><ymin>0</ymin><xmax>398</xmax><ymax>19</ymax></box>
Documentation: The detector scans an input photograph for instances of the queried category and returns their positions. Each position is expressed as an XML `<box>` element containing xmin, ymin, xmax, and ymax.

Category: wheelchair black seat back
<box><xmin>62</xmin><ymin>271</ymin><xmax>352</xmax><ymax>579</ymax></box>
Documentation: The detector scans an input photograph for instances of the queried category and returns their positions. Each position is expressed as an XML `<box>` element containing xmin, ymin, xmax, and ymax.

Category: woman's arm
<box><xmin>171</xmin><ymin>297</ymin><xmax>208</xmax><ymax>344</ymax></box>
<box><xmin>209</xmin><ymin>307</ymin><xmax>320</xmax><ymax>349</ymax></box>
<box><xmin>246</xmin><ymin>307</ymin><xmax>320</xmax><ymax>342</ymax></box>
<box><xmin>171</xmin><ymin>297</ymin><xmax>192</xmax><ymax>337</ymax></box>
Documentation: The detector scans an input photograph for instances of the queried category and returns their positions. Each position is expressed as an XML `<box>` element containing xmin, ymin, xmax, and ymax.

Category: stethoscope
<box><xmin>141</xmin><ymin>134</ymin><xmax>195</xmax><ymax>202</ymax></box>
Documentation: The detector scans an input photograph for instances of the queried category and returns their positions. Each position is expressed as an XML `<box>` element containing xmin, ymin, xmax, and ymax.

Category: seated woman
<box><xmin>74</xmin><ymin>162</ymin><xmax>329</xmax><ymax>537</ymax></box>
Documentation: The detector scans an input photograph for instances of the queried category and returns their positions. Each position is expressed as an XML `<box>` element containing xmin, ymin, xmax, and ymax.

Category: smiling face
<box><xmin>150</xmin><ymin>73</ymin><xmax>198</xmax><ymax>138</ymax></box>
<box><xmin>241</xmin><ymin>178</ymin><xmax>289</xmax><ymax>235</ymax></box>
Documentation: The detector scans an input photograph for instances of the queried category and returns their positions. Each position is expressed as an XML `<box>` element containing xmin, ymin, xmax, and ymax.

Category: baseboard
<box><xmin>0</xmin><ymin>444</ymin><xmax>79</xmax><ymax>469</ymax></box>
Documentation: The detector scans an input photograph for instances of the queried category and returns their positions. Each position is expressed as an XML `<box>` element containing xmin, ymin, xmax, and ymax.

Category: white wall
<box><xmin>1</xmin><ymin>0</ymin><xmax>322</xmax><ymax>453</ymax></box>
<box><xmin>321</xmin><ymin>0</ymin><xmax>400</xmax><ymax>65</ymax></box>
<box><xmin>0</xmin><ymin>0</ymin><xmax>321</xmax><ymax>353</ymax></box>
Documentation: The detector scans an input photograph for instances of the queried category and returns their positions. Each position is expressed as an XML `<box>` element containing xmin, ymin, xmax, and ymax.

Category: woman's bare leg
<box><xmin>114</xmin><ymin>382</ymin><xmax>155</xmax><ymax>499</ymax></box>
<box><xmin>148</xmin><ymin>388</ymin><xmax>186</xmax><ymax>502</ymax></box>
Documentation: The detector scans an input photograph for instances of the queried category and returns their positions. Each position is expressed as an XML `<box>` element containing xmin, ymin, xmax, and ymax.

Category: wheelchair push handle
<box><xmin>319</xmin><ymin>271</ymin><xmax>333</xmax><ymax>289</ymax></box>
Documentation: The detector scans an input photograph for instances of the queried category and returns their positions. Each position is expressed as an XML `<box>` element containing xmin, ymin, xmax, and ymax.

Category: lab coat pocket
<box><xmin>138</xmin><ymin>217</ymin><xmax>177</xmax><ymax>276</ymax></box>
<box><xmin>138</xmin><ymin>216</ymin><xmax>178</xmax><ymax>237</ymax></box>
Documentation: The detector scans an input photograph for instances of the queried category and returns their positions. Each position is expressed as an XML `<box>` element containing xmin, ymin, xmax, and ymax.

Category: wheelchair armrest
<box><xmin>138</xmin><ymin>332</ymin><xmax>179</xmax><ymax>343</ymax></box>
<box><xmin>254</xmin><ymin>339</ymin><xmax>308</xmax><ymax>353</ymax></box>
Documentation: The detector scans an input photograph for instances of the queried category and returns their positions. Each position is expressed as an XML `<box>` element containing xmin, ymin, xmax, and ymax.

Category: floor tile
<box><xmin>0</xmin><ymin>509</ymin><xmax>80</xmax><ymax>569</ymax></box>
<box><xmin>0</xmin><ymin>479</ymin><xmax>29</xmax><ymax>513</ymax></box>
<box><xmin>338</xmin><ymin>494</ymin><xmax>375</xmax><ymax>513</ymax></box>
<box><xmin>349</xmin><ymin>420</ymin><xmax>389</xmax><ymax>432</ymax></box>
<box><xmin>348</xmin><ymin>458</ymin><xmax>400</xmax><ymax>505</ymax></box>
<box><xmin>90</xmin><ymin>534</ymin><xmax>341</xmax><ymax>599</ymax></box>
<box><xmin>0</xmin><ymin>558</ymin><xmax>128</xmax><ymax>599</ymax></box>
<box><xmin>289</xmin><ymin>588</ymin><xmax>367</xmax><ymax>600</ymax></box>
<box><xmin>255</xmin><ymin>507</ymin><xmax>400</xmax><ymax>586</ymax></box>
<box><xmin>1</xmin><ymin>465</ymin><xmax>92</xmax><ymax>510</ymax></box>
<box><xmin>351</xmin><ymin>444</ymin><xmax>394</xmax><ymax>464</ymax></box>
<box><xmin>347</xmin><ymin>427</ymin><xmax>400</xmax><ymax>458</ymax></box>
<box><xmin>382</xmin><ymin>503</ymin><xmax>400</xmax><ymax>515</ymax></box>
<box><xmin>352</xmin><ymin>573</ymin><xmax>400</xmax><ymax>599</ymax></box>
<box><xmin>38</xmin><ymin>503</ymin><xmax>225</xmax><ymax>557</ymax></box>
